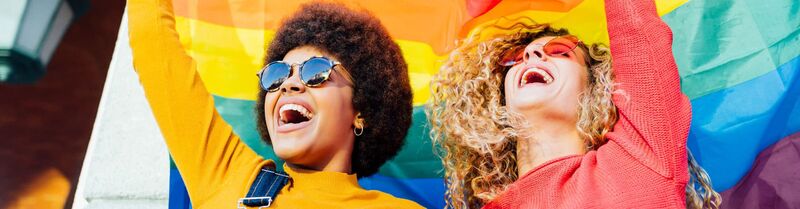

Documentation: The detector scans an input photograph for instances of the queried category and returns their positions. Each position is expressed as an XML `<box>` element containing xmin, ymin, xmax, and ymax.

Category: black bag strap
<box><xmin>237</xmin><ymin>166</ymin><xmax>290</xmax><ymax>208</ymax></box>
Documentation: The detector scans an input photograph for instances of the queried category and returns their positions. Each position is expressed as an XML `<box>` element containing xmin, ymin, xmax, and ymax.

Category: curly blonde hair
<box><xmin>428</xmin><ymin>23</ymin><xmax>720</xmax><ymax>208</ymax></box>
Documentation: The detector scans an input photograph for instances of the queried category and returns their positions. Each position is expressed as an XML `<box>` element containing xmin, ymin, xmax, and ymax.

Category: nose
<box><xmin>523</xmin><ymin>43</ymin><xmax>548</xmax><ymax>64</ymax></box>
<box><xmin>279</xmin><ymin>66</ymin><xmax>305</xmax><ymax>94</ymax></box>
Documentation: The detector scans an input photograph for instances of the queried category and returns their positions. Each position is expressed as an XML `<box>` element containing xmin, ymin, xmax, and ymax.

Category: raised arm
<box><xmin>127</xmin><ymin>0</ymin><xmax>262</xmax><ymax>201</ymax></box>
<box><xmin>603</xmin><ymin>0</ymin><xmax>691</xmax><ymax>178</ymax></box>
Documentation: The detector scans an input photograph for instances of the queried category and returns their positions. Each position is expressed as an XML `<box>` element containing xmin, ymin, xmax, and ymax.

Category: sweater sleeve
<box><xmin>602</xmin><ymin>0</ymin><xmax>691</xmax><ymax>178</ymax></box>
<box><xmin>127</xmin><ymin>0</ymin><xmax>263</xmax><ymax>203</ymax></box>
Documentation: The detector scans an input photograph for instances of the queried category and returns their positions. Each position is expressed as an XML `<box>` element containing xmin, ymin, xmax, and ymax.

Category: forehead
<box><xmin>282</xmin><ymin>46</ymin><xmax>339</xmax><ymax>64</ymax></box>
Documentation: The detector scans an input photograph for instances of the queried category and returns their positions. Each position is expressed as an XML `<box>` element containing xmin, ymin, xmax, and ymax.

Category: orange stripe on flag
<box><xmin>172</xmin><ymin>0</ymin><xmax>471</xmax><ymax>54</ymax></box>
<box><xmin>460</xmin><ymin>0</ymin><xmax>584</xmax><ymax>37</ymax></box>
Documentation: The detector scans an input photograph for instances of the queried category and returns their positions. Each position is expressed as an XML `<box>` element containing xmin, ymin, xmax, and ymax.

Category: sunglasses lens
<box><xmin>261</xmin><ymin>62</ymin><xmax>291</xmax><ymax>91</ymax></box>
<box><xmin>499</xmin><ymin>46</ymin><xmax>525</xmax><ymax>67</ymax></box>
<box><xmin>300</xmin><ymin>57</ymin><xmax>334</xmax><ymax>86</ymax></box>
<box><xmin>544</xmin><ymin>36</ymin><xmax>579</xmax><ymax>56</ymax></box>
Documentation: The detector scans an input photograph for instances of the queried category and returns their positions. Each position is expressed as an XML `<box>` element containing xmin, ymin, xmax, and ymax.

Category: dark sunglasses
<box><xmin>499</xmin><ymin>35</ymin><xmax>582</xmax><ymax>67</ymax></box>
<box><xmin>257</xmin><ymin>56</ymin><xmax>346</xmax><ymax>92</ymax></box>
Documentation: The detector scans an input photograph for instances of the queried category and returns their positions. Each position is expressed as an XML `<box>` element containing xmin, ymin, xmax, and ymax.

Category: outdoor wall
<box><xmin>72</xmin><ymin>11</ymin><xmax>169</xmax><ymax>209</ymax></box>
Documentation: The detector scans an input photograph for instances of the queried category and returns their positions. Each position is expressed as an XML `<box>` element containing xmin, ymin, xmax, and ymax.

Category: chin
<box><xmin>270</xmin><ymin>116</ymin><xmax>320</xmax><ymax>159</ymax></box>
<box><xmin>508</xmin><ymin>93</ymin><xmax>552</xmax><ymax>111</ymax></box>
<box><xmin>271</xmin><ymin>136</ymin><xmax>310</xmax><ymax>160</ymax></box>
<box><xmin>274</xmin><ymin>148</ymin><xmax>311</xmax><ymax>166</ymax></box>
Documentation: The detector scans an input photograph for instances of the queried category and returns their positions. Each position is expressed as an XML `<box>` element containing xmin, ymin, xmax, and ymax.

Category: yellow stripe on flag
<box><xmin>175</xmin><ymin>16</ymin><xmax>272</xmax><ymax>100</ymax></box>
<box><xmin>656</xmin><ymin>0</ymin><xmax>689</xmax><ymax>16</ymax></box>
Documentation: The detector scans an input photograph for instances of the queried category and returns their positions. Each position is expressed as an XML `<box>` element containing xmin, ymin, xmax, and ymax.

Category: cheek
<box><xmin>563</xmin><ymin>65</ymin><xmax>590</xmax><ymax>104</ymax></box>
<box><xmin>312</xmin><ymin>88</ymin><xmax>355</xmax><ymax>131</ymax></box>
<box><xmin>502</xmin><ymin>68</ymin><xmax>518</xmax><ymax>102</ymax></box>
<box><xmin>558</xmin><ymin>60</ymin><xmax>589</xmax><ymax>89</ymax></box>
<box><xmin>575</xmin><ymin>66</ymin><xmax>590</xmax><ymax>93</ymax></box>
<box><xmin>309</xmin><ymin>88</ymin><xmax>356</xmax><ymax>153</ymax></box>
<box><xmin>264</xmin><ymin>94</ymin><xmax>280</xmax><ymax>126</ymax></box>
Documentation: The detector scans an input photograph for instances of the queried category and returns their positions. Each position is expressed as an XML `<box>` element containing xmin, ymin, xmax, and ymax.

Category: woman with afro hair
<box><xmin>429</xmin><ymin>0</ymin><xmax>719</xmax><ymax>208</ymax></box>
<box><xmin>127</xmin><ymin>0</ymin><xmax>421</xmax><ymax>208</ymax></box>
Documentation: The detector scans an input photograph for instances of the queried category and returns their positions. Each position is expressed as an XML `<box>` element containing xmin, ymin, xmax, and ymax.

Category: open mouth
<box><xmin>519</xmin><ymin>67</ymin><xmax>554</xmax><ymax>86</ymax></box>
<box><xmin>278</xmin><ymin>103</ymin><xmax>314</xmax><ymax>126</ymax></box>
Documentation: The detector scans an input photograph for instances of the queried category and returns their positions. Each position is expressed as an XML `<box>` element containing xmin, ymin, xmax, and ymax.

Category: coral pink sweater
<box><xmin>483</xmin><ymin>0</ymin><xmax>690</xmax><ymax>208</ymax></box>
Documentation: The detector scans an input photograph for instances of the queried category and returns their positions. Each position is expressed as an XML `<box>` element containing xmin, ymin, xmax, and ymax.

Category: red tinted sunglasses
<box><xmin>499</xmin><ymin>35</ymin><xmax>582</xmax><ymax>67</ymax></box>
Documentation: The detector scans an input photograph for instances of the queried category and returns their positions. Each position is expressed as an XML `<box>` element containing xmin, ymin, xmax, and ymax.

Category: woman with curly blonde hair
<box><xmin>429</xmin><ymin>0</ymin><xmax>719</xmax><ymax>208</ymax></box>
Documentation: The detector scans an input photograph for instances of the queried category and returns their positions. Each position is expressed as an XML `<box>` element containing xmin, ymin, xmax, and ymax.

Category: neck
<box><xmin>516</xmin><ymin>120</ymin><xmax>585</xmax><ymax>176</ymax></box>
<box><xmin>286</xmin><ymin>155</ymin><xmax>351</xmax><ymax>174</ymax></box>
<box><xmin>282</xmin><ymin>163</ymin><xmax>361</xmax><ymax>192</ymax></box>
<box><xmin>286</xmin><ymin>138</ymin><xmax>354</xmax><ymax>174</ymax></box>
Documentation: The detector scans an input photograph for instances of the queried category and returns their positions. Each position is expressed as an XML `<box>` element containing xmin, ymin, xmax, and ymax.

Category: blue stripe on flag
<box><xmin>689</xmin><ymin>55</ymin><xmax>800</xmax><ymax>191</ymax></box>
<box><xmin>359</xmin><ymin>174</ymin><xmax>446</xmax><ymax>209</ymax></box>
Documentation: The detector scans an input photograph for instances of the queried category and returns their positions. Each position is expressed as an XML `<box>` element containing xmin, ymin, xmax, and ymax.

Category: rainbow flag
<box><xmin>164</xmin><ymin>0</ymin><xmax>800</xmax><ymax>208</ymax></box>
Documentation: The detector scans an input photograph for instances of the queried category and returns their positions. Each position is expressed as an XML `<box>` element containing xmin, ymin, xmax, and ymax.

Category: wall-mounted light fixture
<box><xmin>0</xmin><ymin>0</ymin><xmax>88</xmax><ymax>83</ymax></box>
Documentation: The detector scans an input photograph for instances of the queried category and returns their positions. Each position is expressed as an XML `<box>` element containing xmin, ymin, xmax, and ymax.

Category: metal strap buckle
<box><xmin>237</xmin><ymin>196</ymin><xmax>273</xmax><ymax>209</ymax></box>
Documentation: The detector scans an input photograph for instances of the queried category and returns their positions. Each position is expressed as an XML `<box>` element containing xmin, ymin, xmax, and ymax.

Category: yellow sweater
<box><xmin>126</xmin><ymin>0</ymin><xmax>423</xmax><ymax>208</ymax></box>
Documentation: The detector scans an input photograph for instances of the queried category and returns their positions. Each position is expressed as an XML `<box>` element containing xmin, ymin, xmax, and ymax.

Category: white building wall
<box><xmin>72</xmin><ymin>9</ymin><xmax>170</xmax><ymax>209</ymax></box>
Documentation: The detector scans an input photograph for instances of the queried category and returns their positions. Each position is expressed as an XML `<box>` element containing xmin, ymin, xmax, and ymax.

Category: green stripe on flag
<box><xmin>377</xmin><ymin>106</ymin><xmax>443</xmax><ymax>178</ymax></box>
<box><xmin>663</xmin><ymin>0</ymin><xmax>800</xmax><ymax>99</ymax></box>
<box><xmin>212</xmin><ymin>95</ymin><xmax>284</xmax><ymax>168</ymax></box>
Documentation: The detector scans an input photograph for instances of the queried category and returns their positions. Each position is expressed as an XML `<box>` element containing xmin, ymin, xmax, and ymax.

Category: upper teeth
<box><xmin>279</xmin><ymin>104</ymin><xmax>313</xmax><ymax>120</ymax></box>
<box><xmin>521</xmin><ymin>67</ymin><xmax>553</xmax><ymax>85</ymax></box>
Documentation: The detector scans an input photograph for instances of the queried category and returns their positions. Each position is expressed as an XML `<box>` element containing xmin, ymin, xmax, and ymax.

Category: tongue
<box><xmin>282</xmin><ymin>110</ymin><xmax>310</xmax><ymax>124</ymax></box>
